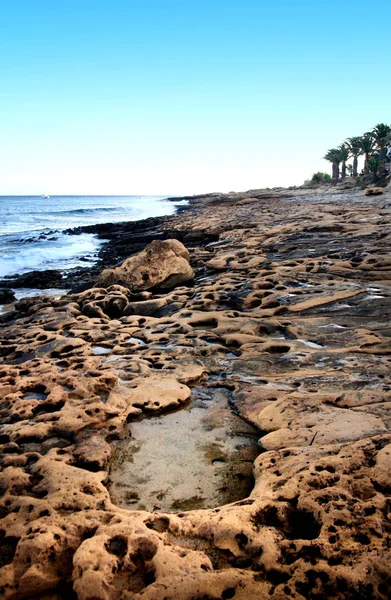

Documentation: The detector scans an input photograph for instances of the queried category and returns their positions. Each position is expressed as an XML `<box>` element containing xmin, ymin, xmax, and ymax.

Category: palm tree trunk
<box><xmin>364</xmin><ymin>154</ymin><xmax>369</xmax><ymax>175</ymax></box>
<box><xmin>341</xmin><ymin>161</ymin><xmax>346</xmax><ymax>179</ymax></box>
<box><xmin>353</xmin><ymin>156</ymin><xmax>358</xmax><ymax>177</ymax></box>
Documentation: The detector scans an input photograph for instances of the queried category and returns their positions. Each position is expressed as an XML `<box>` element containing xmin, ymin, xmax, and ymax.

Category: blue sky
<box><xmin>0</xmin><ymin>0</ymin><xmax>390</xmax><ymax>194</ymax></box>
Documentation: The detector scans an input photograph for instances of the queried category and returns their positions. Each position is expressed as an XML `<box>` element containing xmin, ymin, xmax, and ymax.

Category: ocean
<box><xmin>0</xmin><ymin>195</ymin><xmax>184</xmax><ymax>283</ymax></box>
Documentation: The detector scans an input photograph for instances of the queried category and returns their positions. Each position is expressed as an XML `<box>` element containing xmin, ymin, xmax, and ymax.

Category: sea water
<box><xmin>0</xmin><ymin>195</ymin><xmax>183</xmax><ymax>279</ymax></box>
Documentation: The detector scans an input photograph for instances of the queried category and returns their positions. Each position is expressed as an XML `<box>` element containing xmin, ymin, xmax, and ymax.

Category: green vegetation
<box><xmin>322</xmin><ymin>123</ymin><xmax>391</xmax><ymax>186</ymax></box>
<box><xmin>310</xmin><ymin>172</ymin><xmax>331</xmax><ymax>184</ymax></box>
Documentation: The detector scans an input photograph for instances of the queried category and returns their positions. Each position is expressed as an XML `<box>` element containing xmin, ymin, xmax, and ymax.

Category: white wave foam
<box><xmin>0</xmin><ymin>233</ymin><xmax>101</xmax><ymax>278</ymax></box>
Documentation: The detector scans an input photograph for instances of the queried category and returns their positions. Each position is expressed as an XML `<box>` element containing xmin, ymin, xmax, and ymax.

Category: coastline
<box><xmin>0</xmin><ymin>195</ymin><xmax>185</xmax><ymax>296</ymax></box>
<box><xmin>1</xmin><ymin>185</ymin><xmax>391</xmax><ymax>599</ymax></box>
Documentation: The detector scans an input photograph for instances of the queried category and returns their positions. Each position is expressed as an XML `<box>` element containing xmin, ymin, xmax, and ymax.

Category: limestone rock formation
<box><xmin>1</xmin><ymin>186</ymin><xmax>391</xmax><ymax>599</ymax></box>
<box><xmin>98</xmin><ymin>239</ymin><xmax>194</xmax><ymax>292</ymax></box>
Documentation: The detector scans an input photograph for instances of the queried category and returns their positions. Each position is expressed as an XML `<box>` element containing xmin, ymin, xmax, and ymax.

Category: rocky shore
<box><xmin>1</xmin><ymin>185</ymin><xmax>391</xmax><ymax>599</ymax></box>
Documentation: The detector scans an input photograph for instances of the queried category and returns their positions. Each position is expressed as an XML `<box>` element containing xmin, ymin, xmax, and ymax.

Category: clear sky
<box><xmin>0</xmin><ymin>0</ymin><xmax>390</xmax><ymax>195</ymax></box>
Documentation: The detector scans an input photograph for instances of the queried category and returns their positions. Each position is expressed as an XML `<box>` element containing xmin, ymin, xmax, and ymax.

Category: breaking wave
<box><xmin>50</xmin><ymin>207</ymin><xmax>118</xmax><ymax>216</ymax></box>
<box><xmin>0</xmin><ymin>233</ymin><xmax>101</xmax><ymax>279</ymax></box>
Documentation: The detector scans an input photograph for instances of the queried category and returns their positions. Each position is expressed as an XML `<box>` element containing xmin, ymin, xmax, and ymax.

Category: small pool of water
<box><xmin>91</xmin><ymin>346</ymin><xmax>112</xmax><ymax>355</ymax></box>
<box><xmin>128</xmin><ymin>337</ymin><xmax>146</xmax><ymax>345</ymax></box>
<box><xmin>23</xmin><ymin>392</ymin><xmax>48</xmax><ymax>400</ymax></box>
<box><xmin>298</xmin><ymin>339</ymin><xmax>324</xmax><ymax>349</ymax></box>
<box><xmin>108</xmin><ymin>387</ymin><xmax>261</xmax><ymax>512</ymax></box>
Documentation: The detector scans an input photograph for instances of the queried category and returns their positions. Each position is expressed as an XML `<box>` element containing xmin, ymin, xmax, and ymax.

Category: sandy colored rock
<box><xmin>123</xmin><ymin>376</ymin><xmax>191</xmax><ymax>415</ymax></box>
<box><xmin>365</xmin><ymin>186</ymin><xmax>384</xmax><ymax>195</ymax></box>
<box><xmin>372</xmin><ymin>443</ymin><xmax>391</xmax><ymax>491</ymax></box>
<box><xmin>98</xmin><ymin>239</ymin><xmax>194</xmax><ymax>291</ymax></box>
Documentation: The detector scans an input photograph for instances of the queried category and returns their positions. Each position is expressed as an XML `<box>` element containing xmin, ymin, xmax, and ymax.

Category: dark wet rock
<box><xmin>0</xmin><ymin>269</ymin><xmax>63</xmax><ymax>289</ymax></box>
<box><xmin>0</xmin><ymin>289</ymin><xmax>16</xmax><ymax>303</ymax></box>
<box><xmin>66</xmin><ymin>211</ymin><xmax>217</xmax><ymax>255</ymax></box>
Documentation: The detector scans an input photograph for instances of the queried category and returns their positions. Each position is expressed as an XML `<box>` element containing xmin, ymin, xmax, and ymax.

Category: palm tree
<box><xmin>372</xmin><ymin>123</ymin><xmax>391</xmax><ymax>161</ymax></box>
<box><xmin>368</xmin><ymin>153</ymin><xmax>381</xmax><ymax>182</ymax></box>
<box><xmin>386</xmin><ymin>130</ymin><xmax>391</xmax><ymax>173</ymax></box>
<box><xmin>345</xmin><ymin>136</ymin><xmax>362</xmax><ymax>177</ymax></box>
<box><xmin>359</xmin><ymin>134</ymin><xmax>375</xmax><ymax>175</ymax></box>
<box><xmin>339</xmin><ymin>144</ymin><xmax>350</xmax><ymax>180</ymax></box>
<box><xmin>324</xmin><ymin>148</ymin><xmax>342</xmax><ymax>181</ymax></box>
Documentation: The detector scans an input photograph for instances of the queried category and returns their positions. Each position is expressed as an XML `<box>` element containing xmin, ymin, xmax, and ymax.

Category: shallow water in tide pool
<box><xmin>108</xmin><ymin>387</ymin><xmax>261</xmax><ymax>512</ymax></box>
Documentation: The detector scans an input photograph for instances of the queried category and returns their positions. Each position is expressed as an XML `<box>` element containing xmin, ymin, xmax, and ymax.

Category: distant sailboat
<box><xmin>41</xmin><ymin>194</ymin><xmax>50</xmax><ymax>199</ymax></box>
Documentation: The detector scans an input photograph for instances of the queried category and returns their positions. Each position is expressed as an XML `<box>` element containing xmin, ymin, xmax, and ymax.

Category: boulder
<box><xmin>365</xmin><ymin>186</ymin><xmax>384</xmax><ymax>196</ymax></box>
<box><xmin>97</xmin><ymin>239</ymin><xmax>194</xmax><ymax>292</ymax></box>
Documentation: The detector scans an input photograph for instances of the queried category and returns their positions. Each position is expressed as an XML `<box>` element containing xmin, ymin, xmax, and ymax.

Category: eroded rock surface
<box><xmin>1</xmin><ymin>187</ymin><xmax>391</xmax><ymax>599</ymax></box>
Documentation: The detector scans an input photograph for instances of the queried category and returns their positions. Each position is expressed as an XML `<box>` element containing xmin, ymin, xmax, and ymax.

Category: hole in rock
<box><xmin>0</xmin><ymin>534</ymin><xmax>20</xmax><ymax>568</ymax></box>
<box><xmin>190</xmin><ymin>318</ymin><xmax>218</xmax><ymax>330</ymax></box>
<box><xmin>286</xmin><ymin>508</ymin><xmax>322</xmax><ymax>540</ymax></box>
<box><xmin>106</xmin><ymin>535</ymin><xmax>128</xmax><ymax>558</ymax></box>
<box><xmin>32</xmin><ymin>401</ymin><xmax>65</xmax><ymax>415</ymax></box>
<box><xmin>265</xmin><ymin>345</ymin><xmax>291</xmax><ymax>354</ymax></box>
<box><xmin>108</xmin><ymin>387</ymin><xmax>261</xmax><ymax>512</ymax></box>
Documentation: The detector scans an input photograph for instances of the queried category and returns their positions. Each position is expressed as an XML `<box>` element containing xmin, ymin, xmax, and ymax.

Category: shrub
<box><xmin>311</xmin><ymin>172</ymin><xmax>331</xmax><ymax>184</ymax></box>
